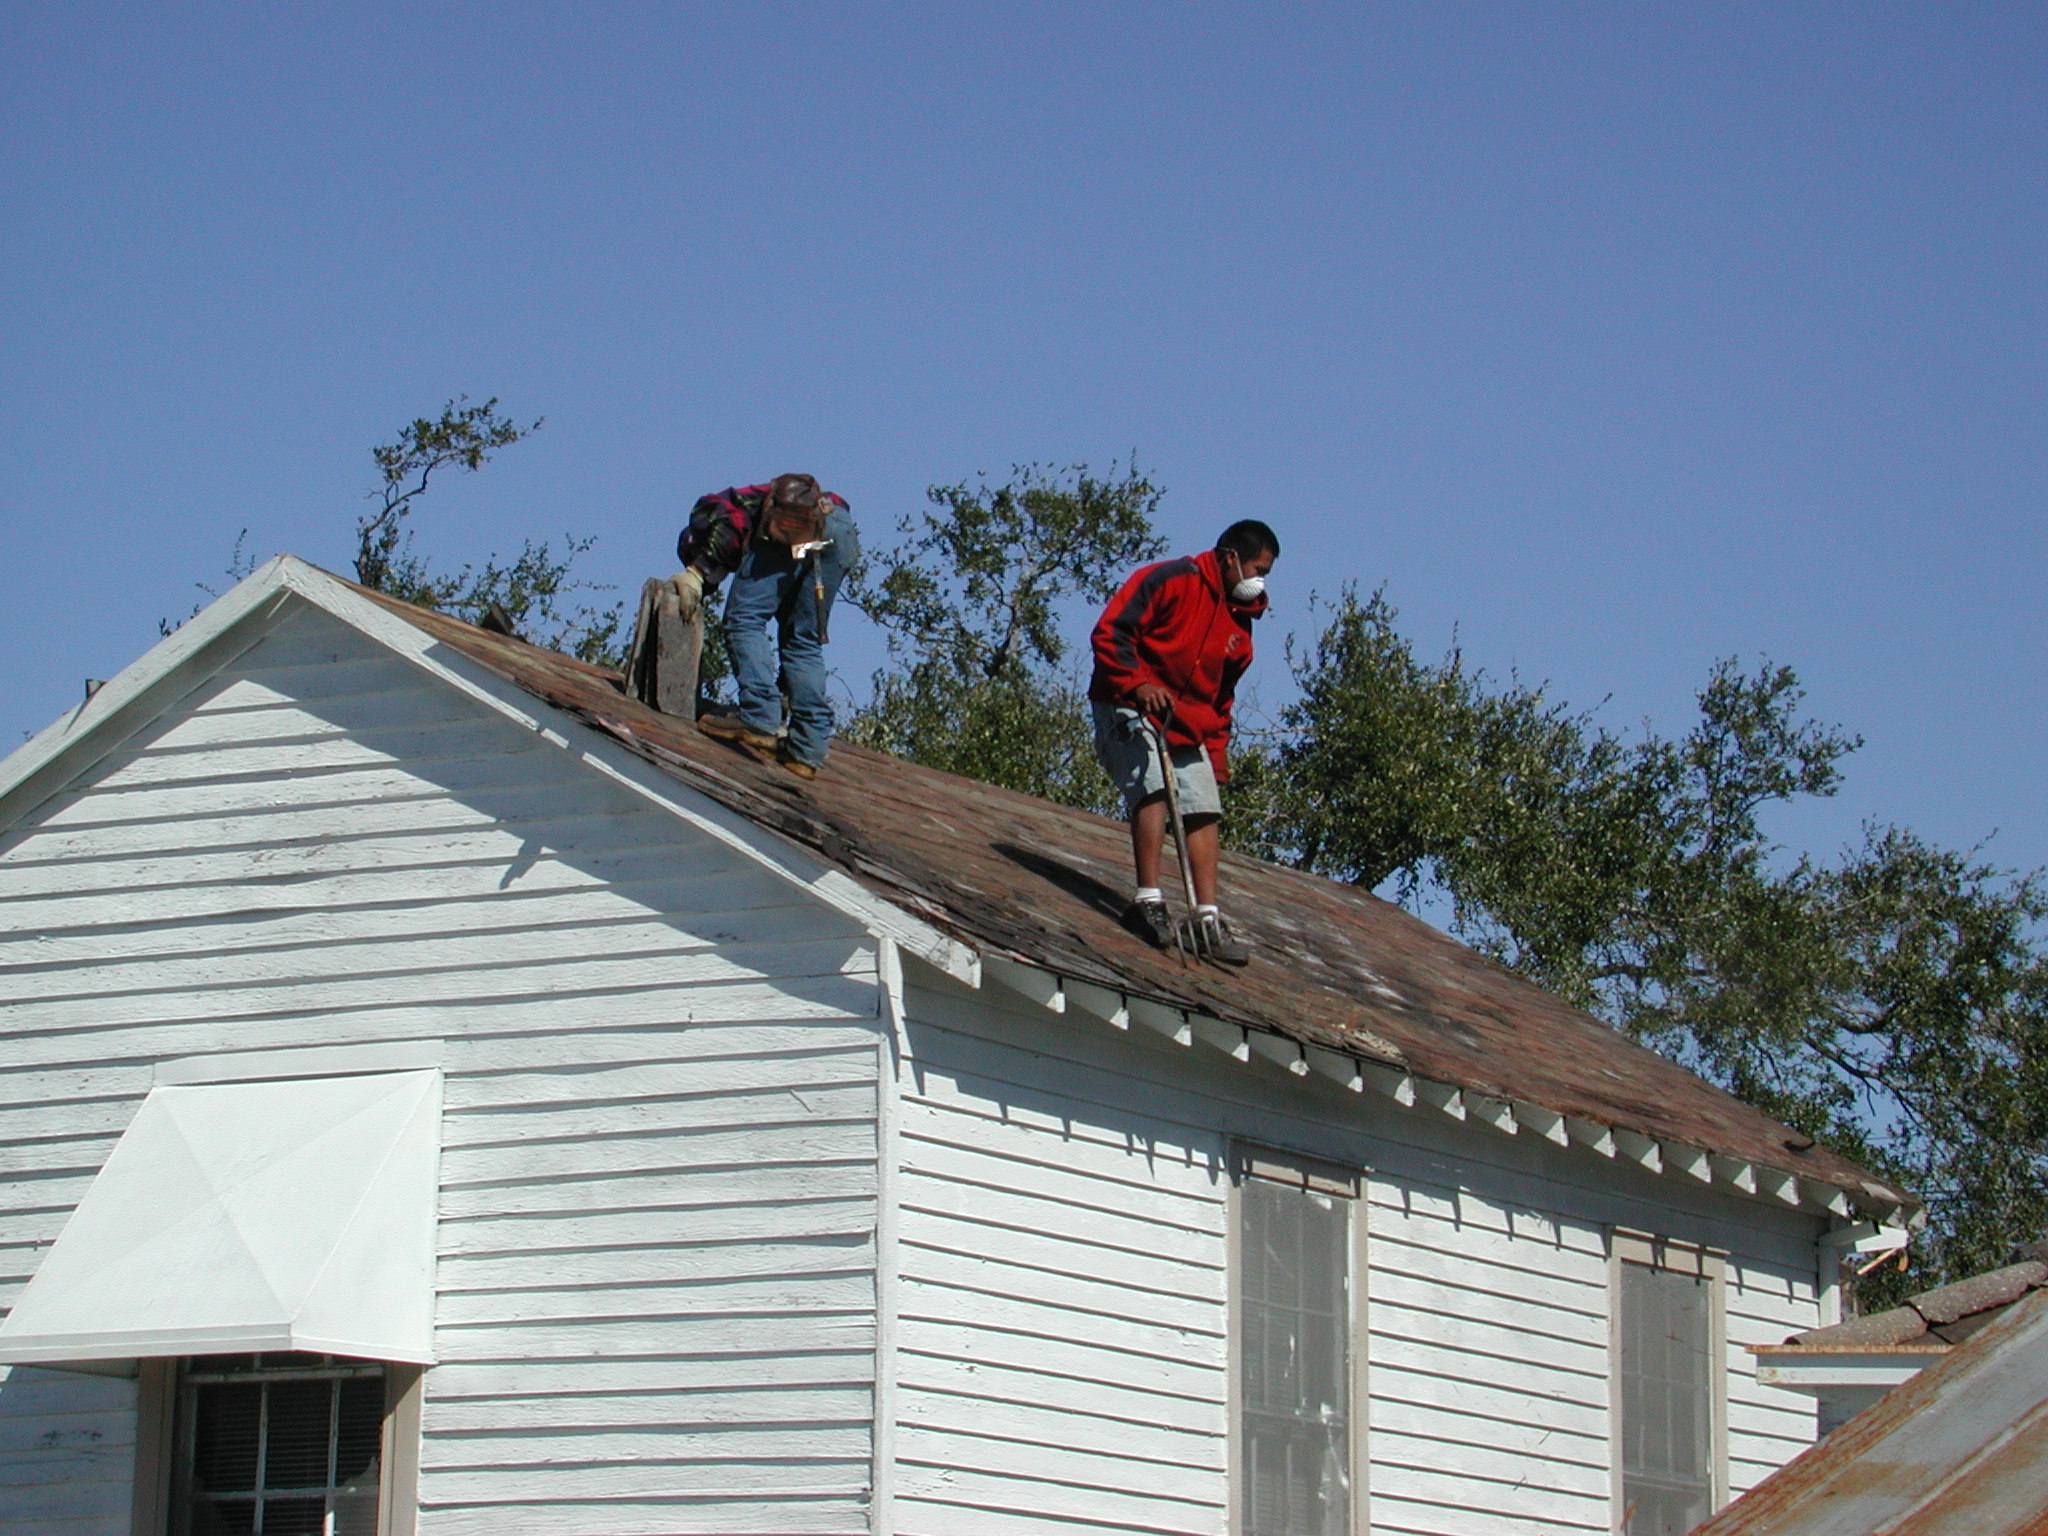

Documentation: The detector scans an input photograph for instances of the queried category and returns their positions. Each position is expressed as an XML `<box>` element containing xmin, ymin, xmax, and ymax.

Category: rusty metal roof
<box><xmin>1697</xmin><ymin>1287</ymin><xmax>2048</xmax><ymax>1536</ymax></box>
<box><xmin>367</xmin><ymin>586</ymin><xmax>1912</xmax><ymax>1217</ymax></box>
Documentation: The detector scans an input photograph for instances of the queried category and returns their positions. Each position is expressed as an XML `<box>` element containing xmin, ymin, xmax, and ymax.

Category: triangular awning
<box><xmin>0</xmin><ymin>1070</ymin><xmax>440</xmax><ymax>1366</ymax></box>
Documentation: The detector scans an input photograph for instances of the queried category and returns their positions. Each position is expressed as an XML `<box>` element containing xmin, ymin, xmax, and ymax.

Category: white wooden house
<box><xmin>0</xmin><ymin>557</ymin><xmax>1918</xmax><ymax>1536</ymax></box>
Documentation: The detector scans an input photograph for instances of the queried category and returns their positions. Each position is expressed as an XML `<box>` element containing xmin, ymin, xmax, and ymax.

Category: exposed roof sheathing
<box><xmin>360</xmin><ymin>583</ymin><xmax>1910</xmax><ymax>1217</ymax></box>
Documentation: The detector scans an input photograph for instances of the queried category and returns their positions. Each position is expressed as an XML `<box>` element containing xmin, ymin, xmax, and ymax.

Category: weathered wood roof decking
<box><xmin>333</xmin><ymin>569</ymin><xmax>1910</xmax><ymax>1225</ymax></box>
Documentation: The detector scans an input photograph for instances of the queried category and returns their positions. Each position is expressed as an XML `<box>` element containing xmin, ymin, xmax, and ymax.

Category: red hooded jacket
<box><xmin>1089</xmin><ymin>549</ymin><xmax>1266</xmax><ymax>782</ymax></box>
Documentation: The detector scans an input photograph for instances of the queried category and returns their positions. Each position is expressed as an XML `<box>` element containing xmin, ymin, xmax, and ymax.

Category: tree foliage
<box><xmin>845</xmin><ymin>462</ymin><xmax>1165</xmax><ymax>811</ymax></box>
<box><xmin>1238</xmin><ymin>587</ymin><xmax>2048</xmax><ymax>1304</ymax></box>
<box><xmin>1650</xmin><ymin>828</ymin><xmax>2048</xmax><ymax>1296</ymax></box>
<box><xmin>354</xmin><ymin>396</ymin><xmax>626</xmax><ymax>665</ymax></box>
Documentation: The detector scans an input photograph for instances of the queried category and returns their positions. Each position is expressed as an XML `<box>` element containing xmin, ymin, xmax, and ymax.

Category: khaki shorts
<box><xmin>1091</xmin><ymin>701</ymin><xmax>1223</xmax><ymax>819</ymax></box>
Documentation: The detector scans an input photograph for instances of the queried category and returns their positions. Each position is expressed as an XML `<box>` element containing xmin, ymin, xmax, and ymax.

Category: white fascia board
<box><xmin>1127</xmin><ymin>997</ymin><xmax>1192</xmax><ymax>1046</ymax></box>
<box><xmin>1513</xmin><ymin>1102</ymin><xmax>1570</xmax><ymax>1145</ymax></box>
<box><xmin>984</xmin><ymin>951</ymin><xmax>1894</xmax><ymax>1213</ymax></box>
<box><xmin>1245</xmin><ymin>1030</ymin><xmax>1311</xmax><ymax>1076</ymax></box>
<box><xmin>957</xmin><ymin>949</ymin><xmax>1877</xmax><ymax>1218</ymax></box>
<box><xmin>1822</xmin><ymin>1220</ymin><xmax>1916</xmax><ymax>1255</ymax></box>
<box><xmin>1613</xmin><ymin>1128</ymin><xmax>1662</xmax><ymax>1172</ymax></box>
<box><xmin>1063</xmin><ymin>979</ymin><xmax>1129</xmax><ymax>1029</ymax></box>
<box><xmin>1465</xmin><ymin>1093</ymin><xmax>1518</xmax><ymax>1135</ymax></box>
<box><xmin>0</xmin><ymin>555</ymin><xmax>297</xmax><ymax>833</ymax></box>
<box><xmin>982</xmin><ymin>955</ymin><xmax>1065</xmax><ymax>1013</ymax></box>
<box><xmin>1191</xmin><ymin>1016</ymin><xmax>1252</xmax><ymax>1062</ymax></box>
<box><xmin>1753</xmin><ymin>1349</ymin><xmax>1945</xmax><ymax>1390</ymax></box>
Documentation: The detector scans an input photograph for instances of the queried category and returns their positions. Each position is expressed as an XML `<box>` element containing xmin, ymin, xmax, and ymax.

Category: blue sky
<box><xmin>4</xmin><ymin>3</ymin><xmax>2043</xmax><ymax>880</ymax></box>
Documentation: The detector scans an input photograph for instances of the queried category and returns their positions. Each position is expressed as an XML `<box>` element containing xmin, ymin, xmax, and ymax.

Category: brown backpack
<box><xmin>757</xmin><ymin>473</ymin><xmax>829</xmax><ymax>549</ymax></box>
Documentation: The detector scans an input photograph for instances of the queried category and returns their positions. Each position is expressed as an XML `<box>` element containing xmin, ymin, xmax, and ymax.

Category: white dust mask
<box><xmin>1230</xmin><ymin>575</ymin><xmax>1266</xmax><ymax>603</ymax></box>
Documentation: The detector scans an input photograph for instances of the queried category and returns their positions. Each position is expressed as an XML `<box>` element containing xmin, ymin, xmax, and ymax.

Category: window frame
<box><xmin>131</xmin><ymin>1356</ymin><xmax>423</xmax><ymax>1536</ymax></box>
<box><xmin>1609</xmin><ymin>1229</ymin><xmax>1728</xmax><ymax>1533</ymax></box>
<box><xmin>1227</xmin><ymin>1142</ymin><xmax>1368</xmax><ymax>1536</ymax></box>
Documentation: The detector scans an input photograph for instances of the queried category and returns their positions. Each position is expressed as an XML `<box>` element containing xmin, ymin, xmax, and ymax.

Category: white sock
<box><xmin>1134</xmin><ymin>887</ymin><xmax>1164</xmax><ymax>905</ymax></box>
<box><xmin>1197</xmin><ymin>904</ymin><xmax>1219</xmax><ymax>918</ymax></box>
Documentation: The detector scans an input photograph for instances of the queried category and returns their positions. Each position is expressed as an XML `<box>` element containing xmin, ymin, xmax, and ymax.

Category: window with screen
<box><xmin>174</xmin><ymin>1354</ymin><xmax>385</xmax><ymax>1536</ymax></box>
<box><xmin>1236</xmin><ymin>1148</ymin><xmax>1358</xmax><ymax>1536</ymax></box>
<box><xmin>1615</xmin><ymin>1235</ymin><xmax>1722</xmax><ymax>1536</ymax></box>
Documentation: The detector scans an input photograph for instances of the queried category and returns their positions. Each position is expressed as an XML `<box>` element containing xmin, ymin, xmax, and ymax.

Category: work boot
<box><xmin>1200</xmin><ymin>912</ymin><xmax>1252</xmax><ymax>966</ymax></box>
<box><xmin>775</xmin><ymin>749</ymin><xmax>820</xmax><ymax>782</ymax></box>
<box><xmin>697</xmin><ymin>712</ymin><xmax>780</xmax><ymax>754</ymax></box>
<box><xmin>1120</xmin><ymin>898</ymin><xmax>1173</xmax><ymax>950</ymax></box>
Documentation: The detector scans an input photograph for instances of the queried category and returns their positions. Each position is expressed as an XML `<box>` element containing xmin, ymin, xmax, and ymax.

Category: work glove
<box><xmin>669</xmin><ymin>568</ymin><xmax>704</xmax><ymax>620</ymax></box>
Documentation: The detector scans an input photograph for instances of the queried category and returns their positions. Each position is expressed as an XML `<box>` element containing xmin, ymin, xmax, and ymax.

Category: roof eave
<box><xmin>967</xmin><ymin>947</ymin><xmax>1920</xmax><ymax>1227</ymax></box>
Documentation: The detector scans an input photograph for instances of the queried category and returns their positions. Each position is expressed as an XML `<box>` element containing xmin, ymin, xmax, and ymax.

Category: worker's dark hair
<box><xmin>1217</xmin><ymin>519</ymin><xmax>1280</xmax><ymax>561</ymax></box>
<box><xmin>768</xmin><ymin>473</ymin><xmax>823</xmax><ymax>511</ymax></box>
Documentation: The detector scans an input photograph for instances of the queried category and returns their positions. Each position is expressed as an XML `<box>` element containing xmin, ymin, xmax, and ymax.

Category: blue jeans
<box><xmin>721</xmin><ymin>506</ymin><xmax>859</xmax><ymax>766</ymax></box>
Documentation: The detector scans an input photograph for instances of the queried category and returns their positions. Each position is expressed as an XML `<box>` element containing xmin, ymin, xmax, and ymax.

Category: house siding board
<box><xmin>0</xmin><ymin>1366</ymin><xmax>133</xmax><ymax>1536</ymax></box>
<box><xmin>893</xmin><ymin>1027</ymin><xmax>1230</xmax><ymax>1535</ymax></box>
<box><xmin>892</xmin><ymin>962</ymin><xmax>1825</xmax><ymax>1535</ymax></box>
<box><xmin>0</xmin><ymin>607</ymin><xmax>882</xmax><ymax>1535</ymax></box>
<box><xmin>1724</xmin><ymin>1255</ymin><xmax>1823</xmax><ymax>1493</ymax></box>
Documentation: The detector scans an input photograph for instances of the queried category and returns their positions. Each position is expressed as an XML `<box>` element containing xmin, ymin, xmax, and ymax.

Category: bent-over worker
<box><xmin>675</xmin><ymin>473</ymin><xmax>859</xmax><ymax>781</ymax></box>
<box><xmin>1088</xmin><ymin>519</ymin><xmax>1279</xmax><ymax>965</ymax></box>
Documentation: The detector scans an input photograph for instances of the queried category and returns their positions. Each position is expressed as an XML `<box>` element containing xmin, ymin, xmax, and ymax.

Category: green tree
<box><xmin>355</xmin><ymin>396</ymin><xmax>626</xmax><ymax>665</ymax></box>
<box><xmin>1645</xmin><ymin>828</ymin><xmax>2048</xmax><ymax>1296</ymax></box>
<box><xmin>1246</xmin><ymin>586</ymin><xmax>2048</xmax><ymax>1304</ymax></box>
<box><xmin>846</xmin><ymin>461</ymin><xmax>1165</xmax><ymax>810</ymax></box>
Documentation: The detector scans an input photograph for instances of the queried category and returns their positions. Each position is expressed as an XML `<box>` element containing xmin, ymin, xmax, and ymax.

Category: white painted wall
<box><xmin>888</xmin><ymin>963</ymin><xmax>1824</xmax><ymax>1536</ymax></box>
<box><xmin>0</xmin><ymin>603</ymin><xmax>885</xmax><ymax>1536</ymax></box>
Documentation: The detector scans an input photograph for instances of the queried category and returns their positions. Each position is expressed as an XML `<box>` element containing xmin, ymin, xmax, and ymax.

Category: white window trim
<box><xmin>131</xmin><ymin>1360</ymin><xmax>175</xmax><ymax>1536</ymax></box>
<box><xmin>1227</xmin><ymin>1142</ymin><xmax>1369</xmax><ymax>1536</ymax></box>
<box><xmin>1609</xmin><ymin>1228</ymin><xmax>1729</xmax><ymax>1530</ymax></box>
<box><xmin>130</xmin><ymin>1359</ymin><xmax>424</xmax><ymax>1536</ymax></box>
<box><xmin>378</xmin><ymin>1364</ymin><xmax>426</xmax><ymax>1536</ymax></box>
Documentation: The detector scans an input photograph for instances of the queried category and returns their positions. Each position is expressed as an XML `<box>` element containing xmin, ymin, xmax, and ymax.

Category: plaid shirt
<box><xmin>677</xmin><ymin>483</ymin><xmax>849</xmax><ymax>584</ymax></box>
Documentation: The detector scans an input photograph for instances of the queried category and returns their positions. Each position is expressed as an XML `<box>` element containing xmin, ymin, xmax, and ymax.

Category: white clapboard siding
<box><xmin>0</xmin><ymin>604</ymin><xmax>884</xmax><ymax>1536</ymax></box>
<box><xmin>1724</xmin><ymin>1252</ymin><xmax>1821</xmax><ymax>1494</ymax></box>
<box><xmin>1362</xmin><ymin>1170</ymin><xmax>1614</xmax><ymax>1535</ymax></box>
<box><xmin>0</xmin><ymin>1366</ymin><xmax>134</xmax><ymax>1536</ymax></box>
<box><xmin>421</xmin><ymin>1495</ymin><xmax>871</xmax><ymax>1536</ymax></box>
<box><xmin>893</xmin><ymin>985</ymin><xmax>1233</xmax><ymax>1536</ymax></box>
<box><xmin>892</xmin><ymin>963</ymin><xmax>1827</xmax><ymax>1536</ymax></box>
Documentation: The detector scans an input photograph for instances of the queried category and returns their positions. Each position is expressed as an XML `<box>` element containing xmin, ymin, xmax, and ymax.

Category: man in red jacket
<box><xmin>1089</xmin><ymin>519</ymin><xmax>1279</xmax><ymax>964</ymax></box>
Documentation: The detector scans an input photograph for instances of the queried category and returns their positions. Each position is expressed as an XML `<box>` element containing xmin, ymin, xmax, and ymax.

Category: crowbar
<box><xmin>1145</xmin><ymin>716</ymin><xmax>1217</xmax><ymax>964</ymax></box>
